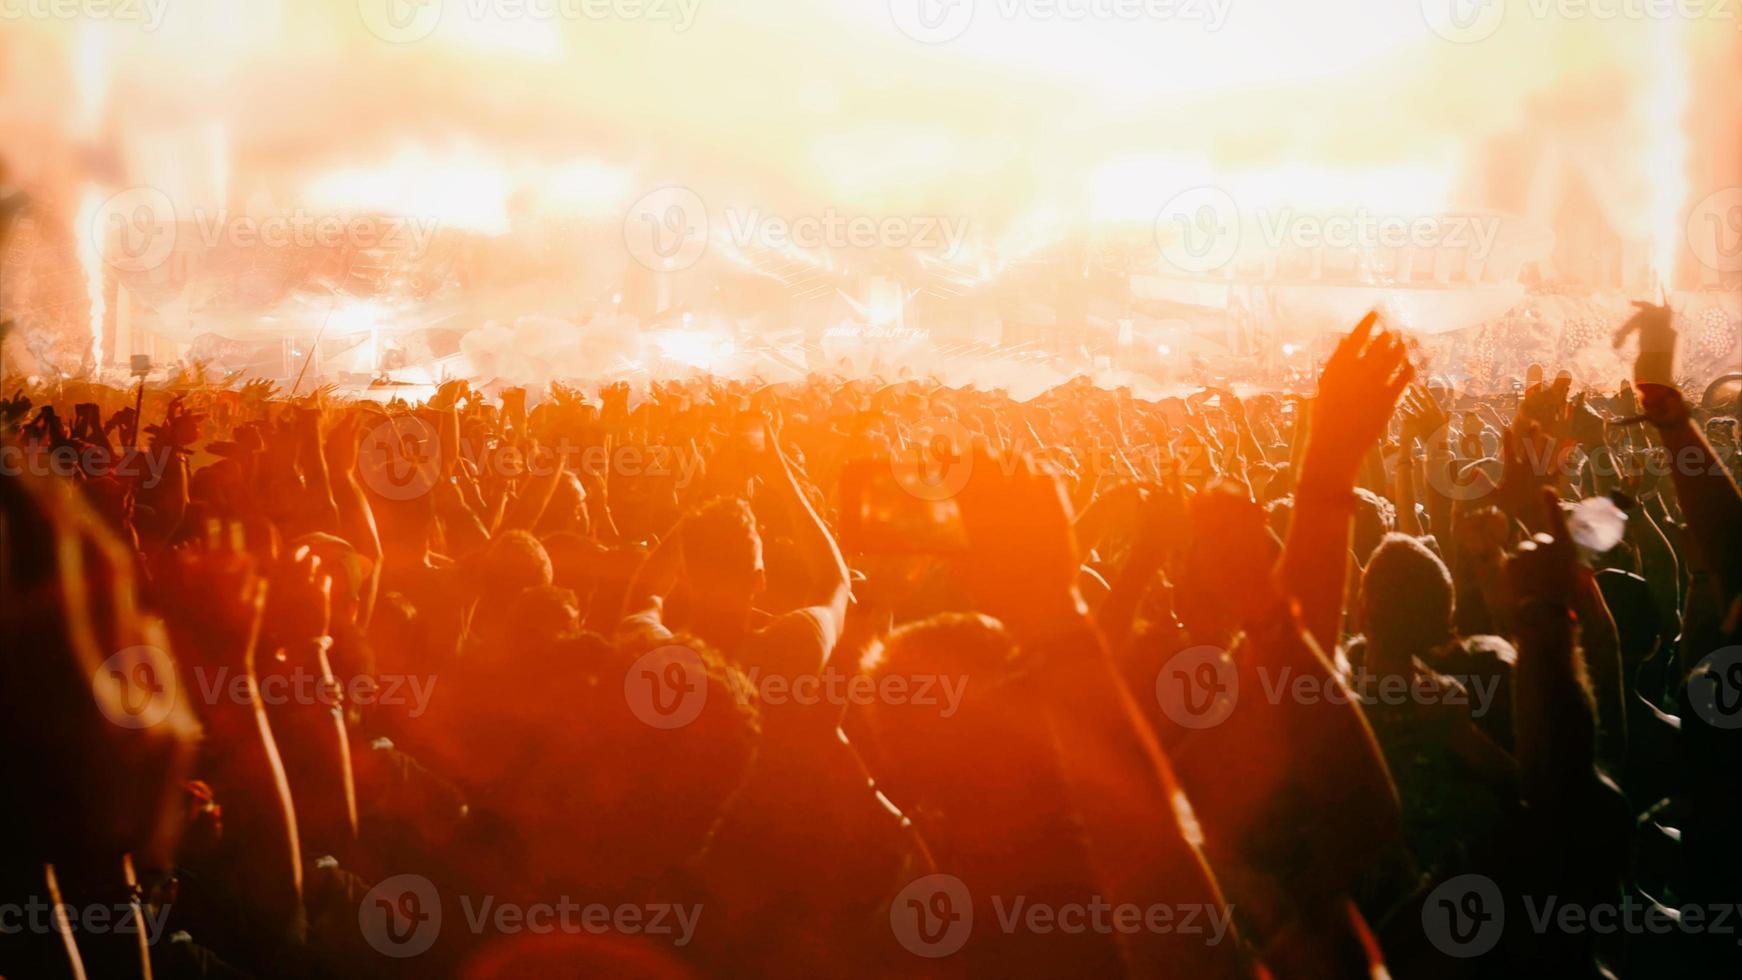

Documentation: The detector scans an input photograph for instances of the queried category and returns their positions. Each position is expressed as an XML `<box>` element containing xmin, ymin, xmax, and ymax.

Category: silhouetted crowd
<box><xmin>3</xmin><ymin>303</ymin><xmax>1740</xmax><ymax>978</ymax></box>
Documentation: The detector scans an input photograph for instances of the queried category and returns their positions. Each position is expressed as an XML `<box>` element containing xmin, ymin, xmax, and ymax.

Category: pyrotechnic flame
<box><xmin>1646</xmin><ymin>19</ymin><xmax>1690</xmax><ymax>290</ymax></box>
<box><xmin>74</xmin><ymin>189</ymin><xmax>106</xmax><ymax>370</ymax></box>
<box><xmin>73</xmin><ymin>23</ymin><xmax>110</xmax><ymax>369</ymax></box>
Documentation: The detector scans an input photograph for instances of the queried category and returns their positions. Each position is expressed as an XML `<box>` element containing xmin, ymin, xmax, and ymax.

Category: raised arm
<box><xmin>755</xmin><ymin>421</ymin><xmax>850</xmax><ymax>643</ymax></box>
<box><xmin>1280</xmin><ymin>313</ymin><xmax>1414</xmax><ymax>652</ymax></box>
<box><xmin>1615</xmin><ymin>302</ymin><xmax>1742</xmax><ymax>602</ymax></box>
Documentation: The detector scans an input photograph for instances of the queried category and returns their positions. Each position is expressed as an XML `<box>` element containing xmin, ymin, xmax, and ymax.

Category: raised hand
<box><xmin>0</xmin><ymin>388</ymin><xmax>31</xmax><ymax>431</ymax></box>
<box><xmin>144</xmin><ymin>397</ymin><xmax>206</xmax><ymax>454</ymax></box>
<box><xmin>428</xmin><ymin>378</ymin><xmax>468</xmax><ymax>411</ymax></box>
<box><xmin>154</xmin><ymin>520</ymin><xmax>268</xmax><ymax>672</ymax></box>
<box><xmin>1302</xmin><ymin>311</ymin><xmax>1415</xmax><ymax>484</ymax></box>
<box><xmin>240</xmin><ymin>378</ymin><xmax>278</xmax><ymax>408</ymax></box>
<box><xmin>1399</xmin><ymin>382</ymin><xmax>1448</xmax><ymax>449</ymax></box>
<box><xmin>1496</xmin><ymin>420</ymin><xmax>1562</xmax><ymax>530</ymax></box>
<box><xmin>1521</xmin><ymin>373</ymin><xmax>1572</xmax><ymax>430</ymax></box>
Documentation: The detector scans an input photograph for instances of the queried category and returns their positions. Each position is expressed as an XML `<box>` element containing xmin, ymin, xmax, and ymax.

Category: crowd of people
<box><xmin>2</xmin><ymin>302</ymin><xmax>1739</xmax><ymax>978</ymax></box>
